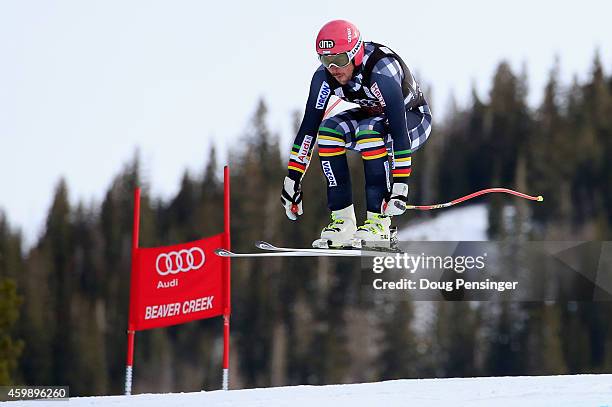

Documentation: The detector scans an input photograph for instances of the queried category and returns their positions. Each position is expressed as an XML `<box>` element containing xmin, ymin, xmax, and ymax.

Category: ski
<box><xmin>255</xmin><ymin>241</ymin><xmax>400</xmax><ymax>255</ymax></box>
<box><xmin>214</xmin><ymin>247</ymin><xmax>362</xmax><ymax>258</ymax></box>
<box><xmin>255</xmin><ymin>241</ymin><xmax>363</xmax><ymax>256</ymax></box>
<box><xmin>214</xmin><ymin>240</ymin><xmax>402</xmax><ymax>259</ymax></box>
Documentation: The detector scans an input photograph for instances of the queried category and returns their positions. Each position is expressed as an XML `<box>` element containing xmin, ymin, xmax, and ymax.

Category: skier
<box><xmin>281</xmin><ymin>19</ymin><xmax>432</xmax><ymax>248</ymax></box>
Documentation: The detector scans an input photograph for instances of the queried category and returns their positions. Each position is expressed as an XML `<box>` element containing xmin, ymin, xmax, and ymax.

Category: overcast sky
<box><xmin>1</xmin><ymin>0</ymin><xmax>611</xmax><ymax>247</ymax></box>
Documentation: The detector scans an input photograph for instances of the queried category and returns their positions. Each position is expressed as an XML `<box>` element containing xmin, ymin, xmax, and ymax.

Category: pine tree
<box><xmin>485</xmin><ymin>302</ymin><xmax>525</xmax><ymax>375</ymax></box>
<box><xmin>197</xmin><ymin>145</ymin><xmax>223</xmax><ymax>237</ymax></box>
<box><xmin>69</xmin><ymin>203</ymin><xmax>108</xmax><ymax>394</ymax></box>
<box><xmin>444</xmin><ymin>302</ymin><xmax>480</xmax><ymax>377</ymax></box>
<box><xmin>230</xmin><ymin>99</ymin><xmax>284</xmax><ymax>387</ymax></box>
<box><xmin>165</xmin><ymin>171</ymin><xmax>198</xmax><ymax>241</ymax></box>
<box><xmin>98</xmin><ymin>154</ymin><xmax>150</xmax><ymax>393</ymax></box>
<box><xmin>0</xmin><ymin>214</ymin><xmax>25</xmax><ymax>385</ymax></box>
<box><xmin>530</xmin><ymin>57</ymin><xmax>570</xmax><ymax>229</ymax></box>
<box><xmin>42</xmin><ymin>180</ymin><xmax>75</xmax><ymax>386</ymax></box>
<box><xmin>0</xmin><ymin>278</ymin><xmax>23</xmax><ymax>385</ymax></box>
<box><xmin>379</xmin><ymin>298</ymin><xmax>418</xmax><ymax>379</ymax></box>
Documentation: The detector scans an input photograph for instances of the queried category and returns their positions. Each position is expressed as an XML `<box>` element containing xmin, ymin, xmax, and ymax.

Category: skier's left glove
<box><xmin>281</xmin><ymin>176</ymin><xmax>303</xmax><ymax>221</ymax></box>
<box><xmin>382</xmin><ymin>182</ymin><xmax>409</xmax><ymax>216</ymax></box>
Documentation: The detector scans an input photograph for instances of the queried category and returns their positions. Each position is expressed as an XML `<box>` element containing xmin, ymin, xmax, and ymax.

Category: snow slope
<box><xmin>8</xmin><ymin>374</ymin><xmax>612</xmax><ymax>406</ymax></box>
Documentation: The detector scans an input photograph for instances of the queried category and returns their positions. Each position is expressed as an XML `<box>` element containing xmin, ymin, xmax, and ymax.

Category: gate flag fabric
<box><xmin>128</xmin><ymin>234</ymin><xmax>225</xmax><ymax>331</ymax></box>
<box><xmin>125</xmin><ymin>165</ymin><xmax>232</xmax><ymax>395</ymax></box>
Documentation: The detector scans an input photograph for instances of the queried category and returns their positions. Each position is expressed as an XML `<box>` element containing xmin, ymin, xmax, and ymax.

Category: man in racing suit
<box><xmin>281</xmin><ymin>19</ymin><xmax>432</xmax><ymax>248</ymax></box>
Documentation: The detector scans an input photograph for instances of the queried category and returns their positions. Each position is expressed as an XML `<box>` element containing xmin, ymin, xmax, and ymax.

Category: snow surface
<box><xmin>399</xmin><ymin>204</ymin><xmax>489</xmax><ymax>241</ymax></box>
<box><xmin>8</xmin><ymin>374</ymin><xmax>612</xmax><ymax>406</ymax></box>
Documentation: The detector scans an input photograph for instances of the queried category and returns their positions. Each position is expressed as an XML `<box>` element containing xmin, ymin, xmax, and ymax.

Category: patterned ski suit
<box><xmin>287</xmin><ymin>42</ymin><xmax>432</xmax><ymax>212</ymax></box>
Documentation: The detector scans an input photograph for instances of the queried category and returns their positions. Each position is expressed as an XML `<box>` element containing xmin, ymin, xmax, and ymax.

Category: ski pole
<box><xmin>406</xmin><ymin>188</ymin><xmax>544</xmax><ymax>211</ymax></box>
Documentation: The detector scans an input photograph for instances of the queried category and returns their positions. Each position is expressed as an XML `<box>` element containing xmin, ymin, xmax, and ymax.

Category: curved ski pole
<box><xmin>406</xmin><ymin>188</ymin><xmax>544</xmax><ymax>211</ymax></box>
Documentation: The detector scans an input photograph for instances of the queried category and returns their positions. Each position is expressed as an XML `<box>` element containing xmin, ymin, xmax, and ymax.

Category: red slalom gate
<box><xmin>125</xmin><ymin>166</ymin><xmax>231</xmax><ymax>395</ymax></box>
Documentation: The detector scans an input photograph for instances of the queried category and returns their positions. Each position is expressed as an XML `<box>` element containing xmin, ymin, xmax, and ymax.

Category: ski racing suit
<box><xmin>287</xmin><ymin>42</ymin><xmax>432</xmax><ymax>213</ymax></box>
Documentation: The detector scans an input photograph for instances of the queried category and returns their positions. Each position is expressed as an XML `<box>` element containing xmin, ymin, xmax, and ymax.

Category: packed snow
<box><xmin>8</xmin><ymin>374</ymin><xmax>612</xmax><ymax>406</ymax></box>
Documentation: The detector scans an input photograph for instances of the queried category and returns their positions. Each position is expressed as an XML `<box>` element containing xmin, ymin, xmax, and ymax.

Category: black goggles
<box><xmin>319</xmin><ymin>52</ymin><xmax>351</xmax><ymax>68</ymax></box>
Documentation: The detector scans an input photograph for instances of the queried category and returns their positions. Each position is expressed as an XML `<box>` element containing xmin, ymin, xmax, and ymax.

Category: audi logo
<box><xmin>156</xmin><ymin>247</ymin><xmax>205</xmax><ymax>276</ymax></box>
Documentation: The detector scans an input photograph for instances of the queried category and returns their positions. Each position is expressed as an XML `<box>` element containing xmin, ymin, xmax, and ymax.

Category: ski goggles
<box><xmin>319</xmin><ymin>52</ymin><xmax>352</xmax><ymax>68</ymax></box>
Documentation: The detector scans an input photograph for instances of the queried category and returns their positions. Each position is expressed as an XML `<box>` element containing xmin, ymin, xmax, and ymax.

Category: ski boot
<box><xmin>312</xmin><ymin>205</ymin><xmax>357</xmax><ymax>249</ymax></box>
<box><xmin>351</xmin><ymin>211</ymin><xmax>398</xmax><ymax>251</ymax></box>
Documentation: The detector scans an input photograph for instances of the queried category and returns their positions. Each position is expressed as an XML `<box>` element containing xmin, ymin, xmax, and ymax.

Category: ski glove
<box><xmin>281</xmin><ymin>176</ymin><xmax>304</xmax><ymax>221</ymax></box>
<box><xmin>382</xmin><ymin>182</ymin><xmax>409</xmax><ymax>216</ymax></box>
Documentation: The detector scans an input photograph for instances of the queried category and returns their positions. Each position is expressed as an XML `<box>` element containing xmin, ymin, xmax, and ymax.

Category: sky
<box><xmin>1</xmin><ymin>0</ymin><xmax>611</xmax><ymax>247</ymax></box>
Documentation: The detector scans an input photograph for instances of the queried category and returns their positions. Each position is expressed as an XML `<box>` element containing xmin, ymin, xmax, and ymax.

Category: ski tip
<box><xmin>214</xmin><ymin>248</ymin><xmax>232</xmax><ymax>257</ymax></box>
<box><xmin>254</xmin><ymin>241</ymin><xmax>276</xmax><ymax>250</ymax></box>
<box><xmin>537</xmin><ymin>195</ymin><xmax>544</xmax><ymax>202</ymax></box>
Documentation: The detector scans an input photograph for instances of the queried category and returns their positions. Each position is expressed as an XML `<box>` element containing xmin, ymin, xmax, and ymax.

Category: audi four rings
<box><xmin>156</xmin><ymin>247</ymin><xmax>206</xmax><ymax>276</ymax></box>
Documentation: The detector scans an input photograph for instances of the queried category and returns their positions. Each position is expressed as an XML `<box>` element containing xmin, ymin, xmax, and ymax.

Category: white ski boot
<box><xmin>351</xmin><ymin>211</ymin><xmax>393</xmax><ymax>249</ymax></box>
<box><xmin>312</xmin><ymin>205</ymin><xmax>357</xmax><ymax>249</ymax></box>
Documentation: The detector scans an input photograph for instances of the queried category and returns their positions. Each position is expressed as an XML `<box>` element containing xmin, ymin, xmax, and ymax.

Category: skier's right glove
<box><xmin>281</xmin><ymin>176</ymin><xmax>303</xmax><ymax>221</ymax></box>
<box><xmin>382</xmin><ymin>182</ymin><xmax>409</xmax><ymax>216</ymax></box>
